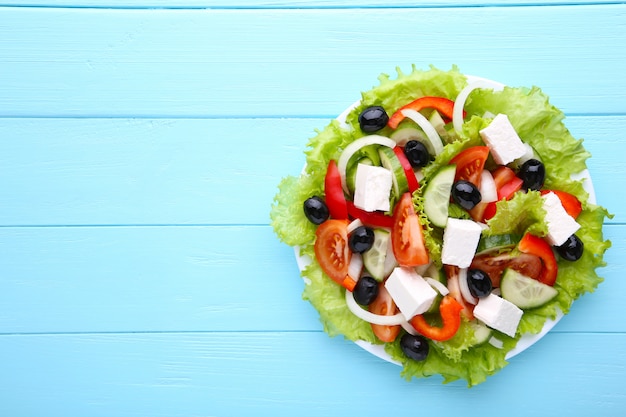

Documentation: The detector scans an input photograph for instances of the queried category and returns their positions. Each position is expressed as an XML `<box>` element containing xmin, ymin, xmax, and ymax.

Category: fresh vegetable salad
<box><xmin>270</xmin><ymin>66</ymin><xmax>611</xmax><ymax>386</ymax></box>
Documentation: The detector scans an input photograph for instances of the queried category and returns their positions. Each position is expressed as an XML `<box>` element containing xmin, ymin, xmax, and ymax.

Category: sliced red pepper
<box><xmin>517</xmin><ymin>233</ymin><xmax>558</xmax><ymax>286</ymax></box>
<box><xmin>324</xmin><ymin>159</ymin><xmax>348</xmax><ymax>220</ymax></box>
<box><xmin>346</xmin><ymin>201</ymin><xmax>394</xmax><ymax>228</ymax></box>
<box><xmin>388</xmin><ymin>96</ymin><xmax>462</xmax><ymax>129</ymax></box>
<box><xmin>410</xmin><ymin>295</ymin><xmax>463</xmax><ymax>341</ymax></box>
<box><xmin>540</xmin><ymin>190</ymin><xmax>582</xmax><ymax>219</ymax></box>
<box><xmin>393</xmin><ymin>146</ymin><xmax>419</xmax><ymax>193</ymax></box>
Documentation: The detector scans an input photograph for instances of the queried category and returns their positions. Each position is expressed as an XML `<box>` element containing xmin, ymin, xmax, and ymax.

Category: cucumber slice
<box><xmin>390</xmin><ymin>127</ymin><xmax>426</xmax><ymax>146</ymax></box>
<box><xmin>363</xmin><ymin>228</ymin><xmax>391</xmax><ymax>282</ymax></box>
<box><xmin>428</xmin><ymin>110</ymin><xmax>454</xmax><ymax>144</ymax></box>
<box><xmin>500</xmin><ymin>268</ymin><xmax>558</xmax><ymax>309</ymax></box>
<box><xmin>378</xmin><ymin>147</ymin><xmax>408</xmax><ymax>198</ymax></box>
<box><xmin>476</xmin><ymin>234</ymin><xmax>521</xmax><ymax>255</ymax></box>
<box><xmin>346</xmin><ymin>157</ymin><xmax>373</xmax><ymax>193</ymax></box>
<box><xmin>422</xmin><ymin>165</ymin><xmax>456</xmax><ymax>228</ymax></box>
<box><xmin>469</xmin><ymin>321</ymin><xmax>493</xmax><ymax>346</ymax></box>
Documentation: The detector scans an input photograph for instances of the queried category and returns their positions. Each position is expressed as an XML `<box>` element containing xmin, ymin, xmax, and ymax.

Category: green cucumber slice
<box><xmin>428</xmin><ymin>110</ymin><xmax>454</xmax><ymax>144</ymax></box>
<box><xmin>422</xmin><ymin>165</ymin><xmax>456</xmax><ymax>228</ymax></box>
<box><xmin>378</xmin><ymin>147</ymin><xmax>408</xmax><ymax>198</ymax></box>
<box><xmin>390</xmin><ymin>127</ymin><xmax>426</xmax><ymax>146</ymax></box>
<box><xmin>500</xmin><ymin>268</ymin><xmax>558</xmax><ymax>309</ymax></box>
<box><xmin>346</xmin><ymin>157</ymin><xmax>373</xmax><ymax>194</ymax></box>
<box><xmin>363</xmin><ymin>228</ymin><xmax>391</xmax><ymax>282</ymax></box>
<box><xmin>469</xmin><ymin>321</ymin><xmax>493</xmax><ymax>346</ymax></box>
<box><xmin>476</xmin><ymin>234</ymin><xmax>521</xmax><ymax>255</ymax></box>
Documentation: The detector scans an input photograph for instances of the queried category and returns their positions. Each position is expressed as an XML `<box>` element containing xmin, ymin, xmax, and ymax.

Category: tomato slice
<box><xmin>517</xmin><ymin>233</ymin><xmax>558</xmax><ymax>286</ymax></box>
<box><xmin>497</xmin><ymin>177</ymin><xmax>523</xmax><ymax>200</ymax></box>
<box><xmin>314</xmin><ymin>219</ymin><xmax>355</xmax><ymax>290</ymax></box>
<box><xmin>491</xmin><ymin>166</ymin><xmax>517</xmax><ymax>188</ymax></box>
<box><xmin>324</xmin><ymin>160</ymin><xmax>348</xmax><ymax>220</ymax></box>
<box><xmin>470</xmin><ymin>251</ymin><xmax>543</xmax><ymax>287</ymax></box>
<box><xmin>391</xmin><ymin>193</ymin><xmax>429</xmax><ymax>267</ymax></box>
<box><xmin>393</xmin><ymin>146</ymin><xmax>419</xmax><ymax>193</ymax></box>
<box><xmin>410</xmin><ymin>295</ymin><xmax>463</xmax><ymax>342</ymax></box>
<box><xmin>449</xmin><ymin>146</ymin><xmax>490</xmax><ymax>187</ymax></box>
<box><xmin>346</xmin><ymin>201</ymin><xmax>394</xmax><ymax>228</ymax></box>
<box><xmin>369</xmin><ymin>284</ymin><xmax>401</xmax><ymax>342</ymax></box>
<box><xmin>475</xmin><ymin>167</ymin><xmax>523</xmax><ymax>222</ymax></box>
<box><xmin>388</xmin><ymin>96</ymin><xmax>460</xmax><ymax>129</ymax></box>
<box><xmin>540</xmin><ymin>189</ymin><xmax>582</xmax><ymax>219</ymax></box>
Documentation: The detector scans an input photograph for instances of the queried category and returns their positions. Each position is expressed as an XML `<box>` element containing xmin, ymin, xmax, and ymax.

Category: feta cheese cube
<box><xmin>353</xmin><ymin>163</ymin><xmax>392</xmax><ymax>212</ymax></box>
<box><xmin>384</xmin><ymin>267</ymin><xmax>437</xmax><ymax>320</ymax></box>
<box><xmin>441</xmin><ymin>218</ymin><xmax>483</xmax><ymax>268</ymax></box>
<box><xmin>542</xmin><ymin>192</ymin><xmax>581</xmax><ymax>246</ymax></box>
<box><xmin>473</xmin><ymin>293</ymin><xmax>523</xmax><ymax>338</ymax></box>
<box><xmin>479</xmin><ymin>114</ymin><xmax>527</xmax><ymax>165</ymax></box>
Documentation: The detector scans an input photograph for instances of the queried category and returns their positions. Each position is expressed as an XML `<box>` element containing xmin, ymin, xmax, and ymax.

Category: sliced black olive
<box><xmin>403</xmin><ymin>140</ymin><xmax>430</xmax><ymax>168</ymax></box>
<box><xmin>353</xmin><ymin>276</ymin><xmax>379</xmax><ymax>306</ymax></box>
<box><xmin>467</xmin><ymin>268</ymin><xmax>493</xmax><ymax>298</ymax></box>
<box><xmin>303</xmin><ymin>196</ymin><xmax>329</xmax><ymax>225</ymax></box>
<box><xmin>451</xmin><ymin>180</ymin><xmax>482</xmax><ymax>210</ymax></box>
<box><xmin>555</xmin><ymin>234</ymin><xmax>584</xmax><ymax>261</ymax></box>
<box><xmin>348</xmin><ymin>226</ymin><xmax>375</xmax><ymax>253</ymax></box>
<box><xmin>518</xmin><ymin>159</ymin><xmax>545</xmax><ymax>191</ymax></box>
<box><xmin>400</xmin><ymin>333</ymin><xmax>429</xmax><ymax>362</ymax></box>
<box><xmin>358</xmin><ymin>106</ymin><xmax>389</xmax><ymax>133</ymax></box>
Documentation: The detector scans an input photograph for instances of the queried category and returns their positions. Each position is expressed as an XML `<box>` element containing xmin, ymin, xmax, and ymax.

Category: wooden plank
<box><xmin>0</xmin><ymin>116</ymin><xmax>622</xmax><ymax>226</ymax></box>
<box><xmin>0</xmin><ymin>331</ymin><xmax>624</xmax><ymax>415</ymax></box>
<box><xmin>0</xmin><ymin>224</ymin><xmax>620</xmax><ymax>334</ymax></box>
<box><xmin>0</xmin><ymin>6</ymin><xmax>624</xmax><ymax>117</ymax></box>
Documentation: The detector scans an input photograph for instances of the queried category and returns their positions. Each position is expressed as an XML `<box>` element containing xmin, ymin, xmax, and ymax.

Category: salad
<box><xmin>270</xmin><ymin>66</ymin><xmax>611</xmax><ymax>386</ymax></box>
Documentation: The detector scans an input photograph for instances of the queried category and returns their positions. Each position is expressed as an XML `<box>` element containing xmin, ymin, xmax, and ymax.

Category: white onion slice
<box><xmin>400</xmin><ymin>109</ymin><xmax>444</xmax><ymax>155</ymax></box>
<box><xmin>345</xmin><ymin>289</ymin><xmax>406</xmax><ymax>326</ymax></box>
<box><xmin>347</xmin><ymin>218</ymin><xmax>364</xmax><ymax>234</ymax></box>
<box><xmin>426</xmin><ymin>277</ymin><xmax>449</xmax><ymax>296</ymax></box>
<box><xmin>337</xmin><ymin>135</ymin><xmax>397</xmax><ymax>194</ymax></box>
<box><xmin>480</xmin><ymin>170</ymin><xmax>498</xmax><ymax>203</ymax></box>
<box><xmin>348</xmin><ymin>253</ymin><xmax>363</xmax><ymax>281</ymax></box>
<box><xmin>458</xmin><ymin>268</ymin><xmax>478</xmax><ymax>305</ymax></box>
<box><xmin>401</xmin><ymin>320</ymin><xmax>419</xmax><ymax>336</ymax></box>
<box><xmin>489</xmin><ymin>336</ymin><xmax>504</xmax><ymax>349</ymax></box>
<box><xmin>453</xmin><ymin>79</ymin><xmax>504</xmax><ymax>134</ymax></box>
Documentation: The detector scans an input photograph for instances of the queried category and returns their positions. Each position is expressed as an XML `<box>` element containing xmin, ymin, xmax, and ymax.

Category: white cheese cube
<box><xmin>441</xmin><ymin>218</ymin><xmax>483</xmax><ymax>268</ymax></box>
<box><xmin>384</xmin><ymin>267</ymin><xmax>437</xmax><ymax>320</ymax></box>
<box><xmin>353</xmin><ymin>163</ymin><xmax>392</xmax><ymax>212</ymax></box>
<box><xmin>479</xmin><ymin>114</ymin><xmax>527</xmax><ymax>165</ymax></box>
<box><xmin>542</xmin><ymin>192</ymin><xmax>581</xmax><ymax>246</ymax></box>
<box><xmin>473</xmin><ymin>293</ymin><xmax>523</xmax><ymax>338</ymax></box>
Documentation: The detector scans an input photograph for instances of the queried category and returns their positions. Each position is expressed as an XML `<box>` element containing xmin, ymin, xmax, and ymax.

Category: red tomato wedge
<box><xmin>410</xmin><ymin>295</ymin><xmax>463</xmax><ymax>342</ymax></box>
<box><xmin>517</xmin><ymin>233</ymin><xmax>558</xmax><ymax>286</ymax></box>
<box><xmin>391</xmin><ymin>193</ymin><xmax>429</xmax><ymax>267</ymax></box>
<box><xmin>324</xmin><ymin>160</ymin><xmax>348</xmax><ymax>220</ymax></box>
<box><xmin>449</xmin><ymin>146</ymin><xmax>490</xmax><ymax>187</ymax></box>
<box><xmin>387</xmin><ymin>96</ymin><xmax>460</xmax><ymax>129</ymax></box>
<box><xmin>314</xmin><ymin>219</ymin><xmax>355</xmax><ymax>291</ymax></box>
<box><xmin>393</xmin><ymin>146</ymin><xmax>420</xmax><ymax>192</ymax></box>
<box><xmin>497</xmin><ymin>177</ymin><xmax>523</xmax><ymax>200</ymax></box>
<box><xmin>540</xmin><ymin>189</ymin><xmax>583</xmax><ymax>219</ymax></box>
<box><xmin>369</xmin><ymin>284</ymin><xmax>401</xmax><ymax>342</ymax></box>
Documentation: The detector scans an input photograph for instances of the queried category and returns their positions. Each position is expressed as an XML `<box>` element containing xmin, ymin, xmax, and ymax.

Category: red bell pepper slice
<box><xmin>324</xmin><ymin>159</ymin><xmax>348</xmax><ymax>220</ymax></box>
<box><xmin>393</xmin><ymin>147</ymin><xmax>420</xmax><ymax>193</ymax></box>
<box><xmin>346</xmin><ymin>201</ymin><xmax>394</xmax><ymax>228</ymax></box>
<box><xmin>517</xmin><ymin>233</ymin><xmax>558</xmax><ymax>286</ymax></box>
<box><xmin>410</xmin><ymin>295</ymin><xmax>463</xmax><ymax>341</ymax></box>
<box><xmin>388</xmin><ymin>96</ymin><xmax>462</xmax><ymax>129</ymax></box>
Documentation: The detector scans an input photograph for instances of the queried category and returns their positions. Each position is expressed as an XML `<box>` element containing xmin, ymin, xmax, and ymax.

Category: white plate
<box><xmin>295</xmin><ymin>75</ymin><xmax>595</xmax><ymax>364</ymax></box>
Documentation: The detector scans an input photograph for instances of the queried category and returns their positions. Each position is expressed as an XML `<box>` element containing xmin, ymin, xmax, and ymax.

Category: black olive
<box><xmin>353</xmin><ymin>276</ymin><xmax>379</xmax><ymax>306</ymax></box>
<box><xmin>358</xmin><ymin>106</ymin><xmax>389</xmax><ymax>133</ymax></box>
<box><xmin>349</xmin><ymin>226</ymin><xmax>375</xmax><ymax>253</ymax></box>
<box><xmin>303</xmin><ymin>196</ymin><xmax>329</xmax><ymax>225</ymax></box>
<box><xmin>467</xmin><ymin>269</ymin><xmax>492</xmax><ymax>298</ymax></box>
<box><xmin>518</xmin><ymin>159</ymin><xmax>545</xmax><ymax>191</ymax></box>
<box><xmin>403</xmin><ymin>140</ymin><xmax>430</xmax><ymax>168</ymax></box>
<box><xmin>451</xmin><ymin>180</ymin><xmax>482</xmax><ymax>210</ymax></box>
<box><xmin>555</xmin><ymin>234</ymin><xmax>584</xmax><ymax>261</ymax></box>
<box><xmin>400</xmin><ymin>333</ymin><xmax>429</xmax><ymax>362</ymax></box>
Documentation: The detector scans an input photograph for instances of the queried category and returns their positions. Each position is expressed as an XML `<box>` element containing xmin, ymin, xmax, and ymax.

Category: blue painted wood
<box><xmin>0</xmin><ymin>2</ymin><xmax>623</xmax><ymax>415</ymax></box>
<box><xmin>0</xmin><ymin>6</ymin><xmax>625</xmax><ymax>117</ymax></box>
<box><xmin>0</xmin><ymin>116</ymin><xmax>622</xmax><ymax>226</ymax></box>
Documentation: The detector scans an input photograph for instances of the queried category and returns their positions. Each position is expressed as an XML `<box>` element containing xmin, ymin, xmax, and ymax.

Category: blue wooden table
<box><xmin>0</xmin><ymin>1</ymin><xmax>624</xmax><ymax>416</ymax></box>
